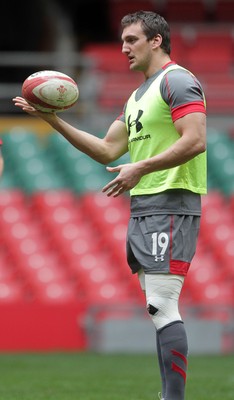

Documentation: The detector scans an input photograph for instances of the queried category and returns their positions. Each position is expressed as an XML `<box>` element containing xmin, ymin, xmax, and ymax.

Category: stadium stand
<box><xmin>107</xmin><ymin>0</ymin><xmax>156</xmax><ymax>38</ymax></box>
<box><xmin>46</xmin><ymin>133</ymin><xmax>111</xmax><ymax>192</ymax></box>
<box><xmin>0</xmin><ymin>124</ymin><xmax>234</xmax><ymax>349</ymax></box>
<box><xmin>164</xmin><ymin>0</ymin><xmax>207</xmax><ymax>22</ymax></box>
<box><xmin>82</xmin><ymin>25</ymin><xmax>234</xmax><ymax>114</ymax></box>
<box><xmin>215</xmin><ymin>0</ymin><xmax>234</xmax><ymax>22</ymax></box>
<box><xmin>0</xmin><ymin>0</ymin><xmax>234</xmax><ymax>351</ymax></box>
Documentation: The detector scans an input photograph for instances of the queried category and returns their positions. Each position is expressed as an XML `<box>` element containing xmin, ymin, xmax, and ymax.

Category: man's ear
<box><xmin>151</xmin><ymin>34</ymin><xmax>162</xmax><ymax>49</ymax></box>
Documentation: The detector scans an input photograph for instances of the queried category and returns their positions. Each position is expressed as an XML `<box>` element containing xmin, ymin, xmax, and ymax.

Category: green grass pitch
<box><xmin>0</xmin><ymin>353</ymin><xmax>233</xmax><ymax>399</ymax></box>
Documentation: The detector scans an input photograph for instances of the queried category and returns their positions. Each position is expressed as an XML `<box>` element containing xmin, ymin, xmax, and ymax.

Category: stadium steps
<box><xmin>0</xmin><ymin>189</ymin><xmax>141</xmax><ymax>306</ymax></box>
<box><xmin>1</xmin><ymin>127</ymin><xmax>234</xmax><ymax>196</ymax></box>
<box><xmin>0</xmin><ymin>125</ymin><xmax>233</xmax><ymax>318</ymax></box>
<box><xmin>0</xmin><ymin>190</ymin><xmax>78</xmax><ymax>303</ymax></box>
<box><xmin>0</xmin><ymin>189</ymin><xmax>233</xmax><ymax>321</ymax></box>
<box><xmin>1</xmin><ymin>130</ymin><xmax>114</xmax><ymax>193</ymax></box>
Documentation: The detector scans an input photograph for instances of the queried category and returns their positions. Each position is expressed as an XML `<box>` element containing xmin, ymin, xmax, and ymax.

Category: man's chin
<box><xmin>129</xmin><ymin>62</ymin><xmax>139</xmax><ymax>71</ymax></box>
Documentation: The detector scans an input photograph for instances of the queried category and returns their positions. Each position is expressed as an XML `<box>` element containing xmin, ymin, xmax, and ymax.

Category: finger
<box><xmin>106</xmin><ymin>166</ymin><xmax>120</xmax><ymax>173</ymax></box>
<box><xmin>106</xmin><ymin>186</ymin><xmax>121</xmax><ymax>197</ymax></box>
<box><xmin>112</xmin><ymin>187</ymin><xmax>125</xmax><ymax>197</ymax></box>
<box><xmin>13</xmin><ymin>99</ymin><xmax>36</xmax><ymax>112</ymax></box>
<box><xmin>12</xmin><ymin>100</ymin><xmax>27</xmax><ymax>107</ymax></box>
<box><xmin>104</xmin><ymin>182</ymin><xmax>126</xmax><ymax>197</ymax></box>
<box><xmin>12</xmin><ymin>98</ymin><xmax>28</xmax><ymax>106</ymax></box>
<box><xmin>12</xmin><ymin>96</ymin><xmax>24</xmax><ymax>101</ymax></box>
<box><xmin>111</xmin><ymin>185</ymin><xmax>127</xmax><ymax>197</ymax></box>
<box><xmin>104</xmin><ymin>182</ymin><xmax>121</xmax><ymax>196</ymax></box>
<box><xmin>14</xmin><ymin>103</ymin><xmax>34</xmax><ymax>112</ymax></box>
<box><xmin>102</xmin><ymin>179</ymin><xmax>119</xmax><ymax>193</ymax></box>
<box><xmin>12</xmin><ymin>97</ymin><xmax>29</xmax><ymax>106</ymax></box>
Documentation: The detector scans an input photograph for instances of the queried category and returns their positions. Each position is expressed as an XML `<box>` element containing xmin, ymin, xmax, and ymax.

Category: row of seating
<box><xmin>0</xmin><ymin>190</ymin><xmax>143</xmax><ymax>305</ymax></box>
<box><xmin>171</xmin><ymin>28</ymin><xmax>234</xmax><ymax>73</ymax></box>
<box><xmin>182</xmin><ymin>190</ymin><xmax>234</xmax><ymax>321</ymax></box>
<box><xmin>1</xmin><ymin>128</ymin><xmax>233</xmax><ymax>195</ymax></box>
<box><xmin>0</xmin><ymin>189</ymin><xmax>233</xmax><ymax>321</ymax></box>
<box><xmin>82</xmin><ymin>24</ymin><xmax>234</xmax><ymax>114</ymax></box>
<box><xmin>1</xmin><ymin>130</ymin><xmax>110</xmax><ymax>193</ymax></box>
<box><xmin>84</xmin><ymin>27</ymin><xmax>234</xmax><ymax>74</ymax></box>
<box><xmin>108</xmin><ymin>0</ymin><xmax>234</xmax><ymax>29</ymax></box>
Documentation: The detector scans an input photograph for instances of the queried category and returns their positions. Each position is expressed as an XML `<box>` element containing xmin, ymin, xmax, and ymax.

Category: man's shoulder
<box><xmin>163</xmin><ymin>65</ymin><xmax>199</xmax><ymax>83</ymax></box>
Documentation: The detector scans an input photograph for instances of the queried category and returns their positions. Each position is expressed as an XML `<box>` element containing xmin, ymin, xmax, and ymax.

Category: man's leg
<box><xmin>145</xmin><ymin>273</ymin><xmax>188</xmax><ymax>400</ymax></box>
<box><xmin>156</xmin><ymin>332</ymin><xmax>166</xmax><ymax>399</ymax></box>
<box><xmin>157</xmin><ymin>321</ymin><xmax>188</xmax><ymax>399</ymax></box>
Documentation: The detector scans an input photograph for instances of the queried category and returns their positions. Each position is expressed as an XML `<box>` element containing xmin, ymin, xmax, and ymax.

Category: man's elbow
<box><xmin>193</xmin><ymin>141</ymin><xmax>206</xmax><ymax>156</ymax></box>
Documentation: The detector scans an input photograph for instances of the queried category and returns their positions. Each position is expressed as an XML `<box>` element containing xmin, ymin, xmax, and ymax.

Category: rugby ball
<box><xmin>22</xmin><ymin>70</ymin><xmax>79</xmax><ymax>112</ymax></box>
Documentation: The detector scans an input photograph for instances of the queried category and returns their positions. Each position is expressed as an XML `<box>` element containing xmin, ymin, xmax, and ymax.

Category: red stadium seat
<box><xmin>39</xmin><ymin>207</ymin><xmax>85</xmax><ymax>236</ymax></box>
<box><xmin>202</xmin><ymin>191</ymin><xmax>226</xmax><ymax>208</ymax></box>
<box><xmin>165</xmin><ymin>0</ymin><xmax>206</xmax><ymax>22</ymax></box>
<box><xmin>0</xmin><ymin>282</ymin><xmax>26</xmax><ymax>303</ymax></box>
<box><xmin>81</xmin><ymin>279</ymin><xmax>138</xmax><ymax>306</ymax></box>
<box><xmin>0</xmin><ymin>189</ymin><xmax>26</xmax><ymax>208</ymax></box>
<box><xmin>215</xmin><ymin>0</ymin><xmax>234</xmax><ymax>22</ymax></box>
<box><xmin>31</xmin><ymin>190</ymin><xmax>77</xmax><ymax>211</ymax></box>
<box><xmin>32</xmin><ymin>281</ymin><xmax>78</xmax><ymax>303</ymax></box>
<box><xmin>108</xmin><ymin>0</ymin><xmax>156</xmax><ymax>39</ymax></box>
<box><xmin>199</xmin><ymin>192</ymin><xmax>234</xmax><ymax>280</ymax></box>
<box><xmin>184</xmin><ymin>31</ymin><xmax>233</xmax><ymax>74</ymax></box>
<box><xmin>83</xmin><ymin>43</ymin><xmax>129</xmax><ymax>73</ymax></box>
<box><xmin>70</xmin><ymin>251</ymin><xmax>117</xmax><ymax>276</ymax></box>
<box><xmin>183</xmin><ymin>247</ymin><xmax>234</xmax><ymax>321</ymax></box>
<box><xmin>230</xmin><ymin>194</ymin><xmax>234</xmax><ymax>214</ymax></box>
<box><xmin>0</xmin><ymin>252</ymin><xmax>18</xmax><ymax>283</ymax></box>
<box><xmin>97</xmin><ymin>72</ymin><xmax>143</xmax><ymax>110</ymax></box>
<box><xmin>170</xmin><ymin>32</ymin><xmax>187</xmax><ymax>64</ymax></box>
<box><xmin>81</xmin><ymin>192</ymin><xmax>130</xmax><ymax>226</ymax></box>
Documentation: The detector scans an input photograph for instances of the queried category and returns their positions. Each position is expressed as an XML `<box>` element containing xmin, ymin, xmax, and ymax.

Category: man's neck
<box><xmin>144</xmin><ymin>55</ymin><xmax>172</xmax><ymax>79</ymax></box>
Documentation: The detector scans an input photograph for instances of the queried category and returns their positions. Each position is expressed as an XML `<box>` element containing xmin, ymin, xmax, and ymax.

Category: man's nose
<box><xmin>122</xmin><ymin>43</ymin><xmax>130</xmax><ymax>54</ymax></box>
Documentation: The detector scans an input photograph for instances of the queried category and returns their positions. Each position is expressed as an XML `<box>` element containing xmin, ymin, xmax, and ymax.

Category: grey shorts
<box><xmin>127</xmin><ymin>214</ymin><xmax>200</xmax><ymax>276</ymax></box>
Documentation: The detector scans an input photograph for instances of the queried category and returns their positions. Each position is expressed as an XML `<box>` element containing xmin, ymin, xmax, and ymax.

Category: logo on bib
<box><xmin>127</xmin><ymin>110</ymin><xmax>143</xmax><ymax>135</ymax></box>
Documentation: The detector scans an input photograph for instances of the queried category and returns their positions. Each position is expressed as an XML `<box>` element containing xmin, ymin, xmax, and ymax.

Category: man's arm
<box><xmin>13</xmin><ymin>97</ymin><xmax>128</xmax><ymax>165</ymax></box>
<box><xmin>140</xmin><ymin>112</ymin><xmax>206</xmax><ymax>172</ymax></box>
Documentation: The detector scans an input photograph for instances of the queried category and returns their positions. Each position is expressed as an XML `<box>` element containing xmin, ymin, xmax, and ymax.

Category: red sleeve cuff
<box><xmin>172</xmin><ymin>101</ymin><xmax>206</xmax><ymax>122</ymax></box>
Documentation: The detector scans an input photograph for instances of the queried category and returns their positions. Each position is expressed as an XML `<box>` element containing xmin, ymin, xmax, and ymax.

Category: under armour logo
<box><xmin>155</xmin><ymin>255</ymin><xmax>165</xmax><ymax>262</ymax></box>
<box><xmin>127</xmin><ymin>110</ymin><xmax>143</xmax><ymax>136</ymax></box>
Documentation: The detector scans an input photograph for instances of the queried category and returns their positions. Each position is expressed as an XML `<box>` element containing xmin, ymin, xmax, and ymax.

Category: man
<box><xmin>13</xmin><ymin>10</ymin><xmax>206</xmax><ymax>400</ymax></box>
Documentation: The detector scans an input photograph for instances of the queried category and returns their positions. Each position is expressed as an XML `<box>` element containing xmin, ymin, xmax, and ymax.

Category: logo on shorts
<box><xmin>154</xmin><ymin>255</ymin><xmax>165</xmax><ymax>262</ymax></box>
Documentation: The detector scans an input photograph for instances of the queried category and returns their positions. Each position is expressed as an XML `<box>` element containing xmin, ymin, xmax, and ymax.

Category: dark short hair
<box><xmin>121</xmin><ymin>10</ymin><xmax>171</xmax><ymax>55</ymax></box>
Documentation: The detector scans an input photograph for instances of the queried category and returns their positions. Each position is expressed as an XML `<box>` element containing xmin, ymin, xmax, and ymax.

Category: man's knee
<box><xmin>146</xmin><ymin>292</ymin><xmax>182</xmax><ymax>330</ymax></box>
<box><xmin>145</xmin><ymin>274</ymin><xmax>184</xmax><ymax>330</ymax></box>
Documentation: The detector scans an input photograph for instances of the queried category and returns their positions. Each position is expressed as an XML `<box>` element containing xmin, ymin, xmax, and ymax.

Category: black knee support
<box><xmin>147</xmin><ymin>304</ymin><xmax>158</xmax><ymax>316</ymax></box>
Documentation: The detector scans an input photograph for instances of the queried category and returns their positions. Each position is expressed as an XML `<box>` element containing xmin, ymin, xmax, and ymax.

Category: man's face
<box><xmin>121</xmin><ymin>22</ymin><xmax>153</xmax><ymax>72</ymax></box>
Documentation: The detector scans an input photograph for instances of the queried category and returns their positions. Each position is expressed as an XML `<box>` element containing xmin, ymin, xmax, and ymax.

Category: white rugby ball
<box><xmin>22</xmin><ymin>70</ymin><xmax>79</xmax><ymax>112</ymax></box>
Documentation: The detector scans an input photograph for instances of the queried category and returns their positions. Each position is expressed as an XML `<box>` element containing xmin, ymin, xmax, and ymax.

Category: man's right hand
<box><xmin>12</xmin><ymin>97</ymin><xmax>57</xmax><ymax>123</ymax></box>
